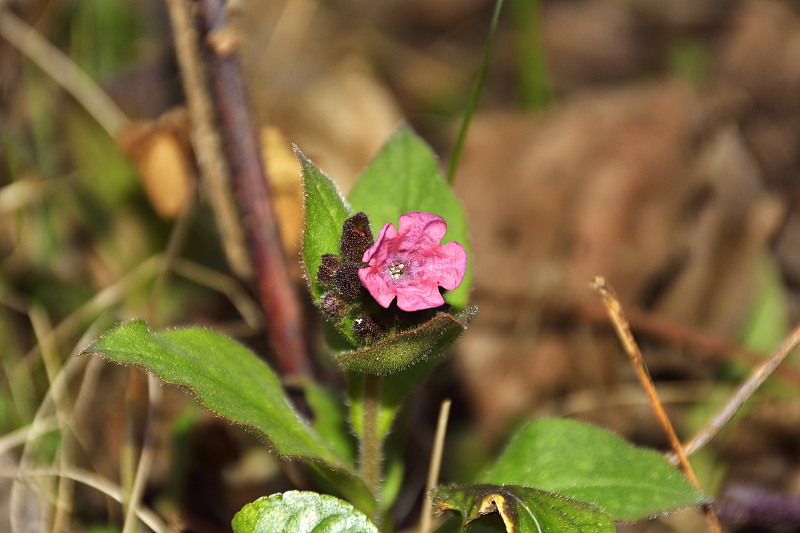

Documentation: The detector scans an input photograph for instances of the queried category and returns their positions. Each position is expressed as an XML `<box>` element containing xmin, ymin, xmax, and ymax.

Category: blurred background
<box><xmin>2</xmin><ymin>0</ymin><xmax>800</xmax><ymax>531</ymax></box>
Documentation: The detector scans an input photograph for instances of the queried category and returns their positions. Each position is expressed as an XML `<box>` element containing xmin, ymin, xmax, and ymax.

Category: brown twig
<box><xmin>591</xmin><ymin>276</ymin><xmax>721</xmax><ymax>533</ymax></box>
<box><xmin>164</xmin><ymin>0</ymin><xmax>253</xmax><ymax>281</ymax></box>
<box><xmin>582</xmin><ymin>301</ymin><xmax>800</xmax><ymax>387</ymax></box>
<box><xmin>473</xmin><ymin>288</ymin><xmax>800</xmax><ymax>386</ymax></box>
<box><xmin>193</xmin><ymin>0</ymin><xmax>313</xmax><ymax>377</ymax></box>
<box><xmin>669</xmin><ymin>320</ymin><xmax>800</xmax><ymax>463</ymax></box>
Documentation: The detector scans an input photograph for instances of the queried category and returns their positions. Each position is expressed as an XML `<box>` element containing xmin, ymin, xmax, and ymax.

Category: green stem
<box><xmin>446</xmin><ymin>0</ymin><xmax>506</xmax><ymax>185</ymax></box>
<box><xmin>360</xmin><ymin>373</ymin><xmax>383</xmax><ymax>523</ymax></box>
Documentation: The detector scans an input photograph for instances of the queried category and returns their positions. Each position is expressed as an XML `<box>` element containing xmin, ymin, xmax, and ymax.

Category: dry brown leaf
<box><xmin>260</xmin><ymin>125</ymin><xmax>303</xmax><ymax>261</ymax></box>
<box><xmin>118</xmin><ymin>109</ymin><xmax>194</xmax><ymax>219</ymax></box>
<box><xmin>453</xmin><ymin>81</ymin><xmax>784</xmax><ymax>439</ymax></box>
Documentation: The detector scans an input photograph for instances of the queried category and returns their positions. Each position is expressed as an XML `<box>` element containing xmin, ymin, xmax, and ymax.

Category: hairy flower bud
<box><xmin>353</xmin><ymin>313</ymin><xmax>385</xmax><ymax>343</ymax></box>
<box><xmin>317</xmin><ymin>253</ymin><xmax>342</xmax><ymax>286</ymax></box>
<box><xmin>334</xmin><ymin>262</ymin><xmax>364</xmax><ymax>301</ymax></box>
<box><xmin>319</xmin><ymin>291</ymin><xmax>347</xmax><ymax>317</ymax></box>
<box><xmin>340</xmin><ymin>212</ymin><xmax>374</xmax><ymax>262</ymax></box>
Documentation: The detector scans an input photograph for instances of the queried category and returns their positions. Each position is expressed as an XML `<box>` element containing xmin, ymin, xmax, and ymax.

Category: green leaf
<box><xmin>483</xmin><ymin>418</ymin><xmax>710</xmax><ymax>521</ymax></box>
<box><xmin>296</xmin><ymin>380</ymin><xmax>357</xmax><ymax>465</ymax></box>
<box><xmin>299</xmin><ymin>149</ymin><xmax>354</xmax><ymax>303</ymax></box>
<box><xmin>347</xmin><ymin>124</ymin><xmax>471</xmax><ymax>309</ymax></box>
<box><xmin>81</xmin><ymin>321</ymin><xmax>373</xmax><ymax>512</ymax></box>
<box><xmin>232</xmin><ymin>491</ymin><xmax>378</xmax><ymax>533</ymax></box>
<box><xmin>335</xmin><ymin>306</ymin><xmax>478</xmax><ymax>375</ymax></box>
<box><xmin>431</xmin><ymin>484</ymin><xmax>615</xmax><ymax>533</ymax></box>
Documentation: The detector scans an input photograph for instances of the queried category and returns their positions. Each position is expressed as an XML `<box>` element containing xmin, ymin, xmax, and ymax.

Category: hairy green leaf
<box><xmin>81</xmin><ymin>321</ymin><xmax>374</xmax><ymax>512</ymax></box>
<box><xmin>232</xmin><ymin>491</ymin><xmax>378</xmax><ymax>533</ymax></box>
<box><xmin>347</xmin><ymin>124</ymin><xmax>471</xmax><ymax>309</ymax></box>
<box><xmin>432</xmin><ymin>484</ymin><xmax>615</xmax><ymax>533</ymax></box>
<box><xmin>484</xmin><ymin>418</ymin><xmax>711</xmax><ymax>521</ymax></box>
<box><xmin>335</xmin><ymin>306</ymin><xmax>477</xmax><ymax>375</ymax></box>
<box><xmin>299</xmin><ymin>149</ymin><xmax>353</xmax><ymax>303</ymax></box>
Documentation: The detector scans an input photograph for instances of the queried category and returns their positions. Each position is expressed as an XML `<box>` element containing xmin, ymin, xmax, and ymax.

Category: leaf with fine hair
<box><xmin>298</xmin><ymin>148</ymin><xmax>354</xmax><ymax>304</ymax></box>
<box><xmin>431</xmin><ymin>484</ymin><xmax>615</xmax><ymax>533</ymax></box>
<box><xmin>483</xmin><ymin>418</ymin><xmax>711</xmax><ymax>522</ymax></box>
<box><xmin>335</xmin><ymin>306</ymin><xmax>477</xmax><ymax>375</ymax></box>
<box><xmin>81</xmin><ymin>320</ymin><xmax>375</xmax><ymax>514</ymax></box>
<box><xmin>232</xmin><ymin>491</ymin><xmax>378</xmax><ymax>533</ymax></box>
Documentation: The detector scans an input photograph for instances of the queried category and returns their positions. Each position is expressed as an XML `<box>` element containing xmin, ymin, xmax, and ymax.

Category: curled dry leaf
<box><xmin>117</xmin><ymin>108</ymin><xmax>194</xmax><ymax>219</ymax></box>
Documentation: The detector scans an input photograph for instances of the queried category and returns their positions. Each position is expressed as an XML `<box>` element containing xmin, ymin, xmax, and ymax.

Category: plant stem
<box><xmin>194</xmin><ymin>0</ymin><xmax>314</xmax><ymax>377</ymax></box>
<box><xmin>446</xmin><ymin>0</ymin><xmax>505</xmax><ymax>184</ymax></box>
<box><xmin>360</xmin><ymin>374</ymin><xmax>383</xmax><ymax>523</ymax></box>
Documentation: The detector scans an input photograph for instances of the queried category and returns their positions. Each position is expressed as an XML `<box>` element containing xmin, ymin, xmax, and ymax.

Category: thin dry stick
<box><xmin>0</xmin><ymin>9</ymin><xmax>129</xmax><ymax>136</ymax></box>
<box><xmin>591</xmin><ymin>276</ymin><xmax>722</xmax><ymax>533</ymax></box>
<box><xmin>669</xmin><ymin>320</ymin><xmax>800</xmax><ymax>463</ymax></box>
<box><xmin>173</xmin><ymin>258</ymin><xmax>263</xmax><ymax>330</ymax></box>
<box><xmin>419</xmin><ymin>399</ymin><xmax>452</xmax><ymax>533</ymax></box>
<box><xmin>164</xmin><ymin>0</ymin><xmax>252</xmax><ymax>280</ymax></box>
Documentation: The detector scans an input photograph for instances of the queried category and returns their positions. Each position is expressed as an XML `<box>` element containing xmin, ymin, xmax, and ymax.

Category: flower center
<box><xmin>388</xmin><ymin>260</ymin><xmax>406</xmax><ymax>280</ymax></box>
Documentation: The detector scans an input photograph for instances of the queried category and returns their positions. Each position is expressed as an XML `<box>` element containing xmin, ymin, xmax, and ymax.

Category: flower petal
<box><xmin>395</xmin><ymin>283</ymin><xmax>445</xmax><ymax>312</ymax></box>
<box><xmin>426</xmin><ymin>241</ymin><xmax>467</xmax><ymax>290</ymax></box>
<box><xmin>358</xmin><ymin>267</ymin><xmax>397</xmax><ymax>308</ymax></box>
<box><xmin>362</xmin><ymin>222</ymin><xmax>397</xmax><ymax>264</ymax></box>
<box><xmin>398</xmin><ymin>211</ymin><xmax>447</xmax><ymax>247</ymax></box>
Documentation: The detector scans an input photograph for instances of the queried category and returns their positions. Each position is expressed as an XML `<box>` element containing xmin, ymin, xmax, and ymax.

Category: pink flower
<box><xmin>358</xmin><ymin>211</ymin><xmax>467</xmax><ymax>312</ymax></box>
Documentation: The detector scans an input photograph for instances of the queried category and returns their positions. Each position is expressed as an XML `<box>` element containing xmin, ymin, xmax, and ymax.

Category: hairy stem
<box><xmin>360</xmin><ymin>374</ymin><xmax>383</xmax><ymax>523</ymax></box>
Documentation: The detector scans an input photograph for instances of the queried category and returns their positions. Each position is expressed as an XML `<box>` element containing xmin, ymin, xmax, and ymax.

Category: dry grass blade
<box><xmin>164</xmin><ymin>0</ymin><xmax>252</xmax><ymax>280</ymax></box>
<box><xmin>591</xmin><ymin>276</ymin><xmax>721</xmax><ymax>533</ymax></box>
<box><xmin>0</xmin><ymin>465</ymin><xmax>167</xmax><ymax>532</ymax></box>
<box><xmin>419</xmin><ymin>399</ymin><xmax>452</xmax><ymax>533</ymax></box>
<box><xmin>670</xmin><ymin>320</ymin><xmax>800</xmax><ymax>463</ymax></box>
<box><xmin>0</xmin><ymin>9</ymin><xmax>129</xmax><ymax>136</ymax></box>
<box><xmin>122</xmin><ymin>374</ymin><xmax>163</xmax><ymax>533</ymax></box>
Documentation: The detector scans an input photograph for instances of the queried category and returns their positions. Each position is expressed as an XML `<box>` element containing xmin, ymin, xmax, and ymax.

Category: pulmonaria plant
<box><xmin>359</xmin><ymin>211</ymin><xmax>467</xmax><ymax>312</ymax></box>
<box><xmin>81</xmin><ymin>125</ymin><xmax>710</xmax><ymax>533</ymax></box>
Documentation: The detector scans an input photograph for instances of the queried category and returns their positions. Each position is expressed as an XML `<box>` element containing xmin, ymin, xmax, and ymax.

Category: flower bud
<box><xmin>319</xmin><ymin>291</ymin><xmax>347</xmax><ymax>317</ymax></box>
<box><xmin>334</xmin><ymin>262</ymin><xmax>364</xmax><ymax>301</ymax></box>
<box><xmin>317</xmin><ymin>253</ymin><xmax>342</xmax><ymax>286</ymax></box>
<box><xmin>353</xmin><ymin>313</ymin><xmax>385</xmax><ymax>343</ymax></box>
<box><xmin>340</xmin><ymin>212</ymin><xmax>374</xmax><ymax>262</ymax></box>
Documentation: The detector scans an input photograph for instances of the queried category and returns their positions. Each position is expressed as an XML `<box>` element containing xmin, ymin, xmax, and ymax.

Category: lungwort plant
<box><xmin>82</xmin><ymin>125</ymin><xmax>710</xmax><ymax>532</ymax></box>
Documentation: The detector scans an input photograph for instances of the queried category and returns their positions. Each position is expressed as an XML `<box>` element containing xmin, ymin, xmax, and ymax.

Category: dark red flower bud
<box><xmin>319</xmin><ymin>291</ymin><xmax>347</xmax><ymax>317</ymax></box>
<box><xmin>317</xmin><ymin>253</ymin><xmax>342</xmax><ymax>286</ymax></box>
<box><xmin>334</xmin><ymin>262</ymin><xmax>364</xmax><ymax>301</ymax></box>
<box><xmin>353</xmin><ymin>313</ymin><xmax>385</xmax><ymax>343</ymax></box>
<box><xmin>340</xmin><ymin>212</ymin><xmax>374</xmax><ymax>262</ymax></box>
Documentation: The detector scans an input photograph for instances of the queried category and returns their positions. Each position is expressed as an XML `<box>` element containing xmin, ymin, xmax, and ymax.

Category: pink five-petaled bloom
<box><xmin>358</xmin><ymin>211</ymin><xmax>467</xmax><ymax>312</ymax></box>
